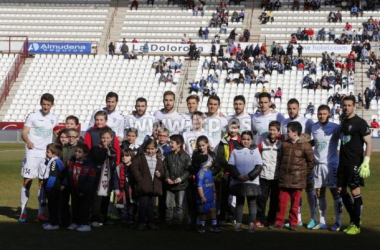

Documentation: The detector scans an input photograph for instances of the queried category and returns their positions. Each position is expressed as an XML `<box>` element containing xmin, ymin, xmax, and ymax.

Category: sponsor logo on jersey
<box><xmin>341</xmin><ymin>135</ymin><xmax>351</xmax><ymax>145</ymax></box>
<box><xmin>34</xmin><ymin>127</ymin><xmax>53</xmax><ymax>139</ymax></box>
<box><xmin>315</xmin><ymin>141</ymin><xmax>327</xmax><ymax>152</ymax></box>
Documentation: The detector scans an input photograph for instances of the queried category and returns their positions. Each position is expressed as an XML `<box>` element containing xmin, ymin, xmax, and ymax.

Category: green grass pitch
<box><xmin>0</xmin><ymin>143</ymin><xmax>379</xmax><ymax>250</ymax></box>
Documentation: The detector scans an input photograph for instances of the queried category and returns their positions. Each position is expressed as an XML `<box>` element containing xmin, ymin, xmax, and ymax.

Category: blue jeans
<box><xmin>165</xmin><ymin>190</ymin><xmax>185</xmax><ymax>225</ymax></box>
<box><xmin>118</xmin><ymin>199</ymin><xmax>137</xmax><ymax>223</ymax></box>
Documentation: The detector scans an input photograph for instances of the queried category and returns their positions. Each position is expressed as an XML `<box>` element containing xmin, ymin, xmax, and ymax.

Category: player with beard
<box><xmin>337</xmin><ymin>96</ymin><xmax>372</xmax><ymax>235</ymax></box>
<box><xmin>124</xmin><ymin>97</ymin><xmax>155</xmax><ymax>146</ymax></box>
<box><xmin>281</xmin><ymin>98</ymin><xmax>316</xmax><ymax>229</ymax></box>
<box><xmin>311</xmin><ymin>105</ymin><xmax>342</xmax><ymax>231</ymax></box>
<box><xmin>227</xmin><ymin>95</ymin><xmax>252</xmax><ymax>133</ymax></box>
<box><xmin>154</xmin><ymin>91</ymin><xmax>185</xmax><ymax>135</ymax></box>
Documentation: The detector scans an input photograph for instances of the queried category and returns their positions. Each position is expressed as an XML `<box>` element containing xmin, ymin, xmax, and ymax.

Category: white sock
<box><xmin>318</xmin><ymin>195</ymin><xmax>327</xmax><ymax>224</ymax></box>
<box><xmin>307</xmin><ymin>189</ymin><xmax>317</xmax><ymax>221</ymax></box>
<box><xmin>37</xmin><ymin>187</ymin><xmax>45</xmax><ymax>215</ymax></box>
<box><xmin>20</xmin><ymin>186</ymin><xmax>29</xmax><ymax>215</ymax></box>
<box><xmin>297</xmin><ymin>197</ymin><xmax>302</xmax><ymax>222</ymax></box>
<box><xmin>333</xmin><ymin>195</ymin><xmax>343</xmax><ymax>225</ymax></box>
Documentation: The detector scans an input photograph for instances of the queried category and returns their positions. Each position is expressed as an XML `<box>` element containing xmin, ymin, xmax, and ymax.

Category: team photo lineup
<box><xmin>18</xmin><ymin>89</ymin><xmax>372</xmax><ymax>235</ymax></box>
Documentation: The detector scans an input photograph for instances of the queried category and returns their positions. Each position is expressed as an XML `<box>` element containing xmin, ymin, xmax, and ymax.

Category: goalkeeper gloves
<box><xmin>359</xmin><ymin>156</ymin><xmax>370</xmax><ymax>178</ymax></box>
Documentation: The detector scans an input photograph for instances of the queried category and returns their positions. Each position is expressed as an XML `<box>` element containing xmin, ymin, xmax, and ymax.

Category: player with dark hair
<box><xmin>337</xmin><ymin>96</ymin><xmax>372</xmax><ymax>235</ymax></box>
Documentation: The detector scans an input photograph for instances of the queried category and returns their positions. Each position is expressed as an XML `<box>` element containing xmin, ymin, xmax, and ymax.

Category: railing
<box><xmin>103</xmin><ymin>0</ymin><xmax>119</xmax><ymax>51</ymax></box>
<box><xmin>0</xmin><ymin>38</ymin><xmax>28</xmax><ymax>109</ymax></box>
<box><xmin>176</xmin><ymin>59</ymin><xmax>191</xmax><ymax>111</ymax></box>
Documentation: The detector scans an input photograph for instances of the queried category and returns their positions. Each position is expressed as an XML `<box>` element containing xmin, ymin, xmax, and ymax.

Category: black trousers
<box><xmin>47</xmin><ymin>189</ymin><xmax>60</xmax><ymax>226</ymax></box>
<box><xmin>72</xmin><ymin>193</ymin><xmax>92</xmax><ymax>225</ymax></box>
<box><xmin>137</xmin><ymin>195</ymin><xmax>155</xmax><ymax>225</ymax></box>
<box><xmin>59</xmin><ymin>188</ymin><xmax>71</xmax><ymax>225</ymax></box>
<box><xmin>91</xmin><ymin>193</ymin><xmax>110</xmax><ymax>223</ymax></box>
<box><xmin>217</xmin><ymin>174</ymin><xmax>235</xmax><ymax>221</ymax></box>
<box><xmin>186</xmin><ymin>180</ymin><xmax>197</xmax><ymax>226</ymax></box>
<box><xmin>256</xmin><ymin>178</ymin><xmax>280</xmax><ymax>223</ymax></box>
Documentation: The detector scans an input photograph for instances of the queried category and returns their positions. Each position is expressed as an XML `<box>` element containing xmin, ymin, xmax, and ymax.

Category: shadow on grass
<box><xmin>0</xmin><ymin>209</ymin><xmax>379</xmax><ymax>250</ymax></box>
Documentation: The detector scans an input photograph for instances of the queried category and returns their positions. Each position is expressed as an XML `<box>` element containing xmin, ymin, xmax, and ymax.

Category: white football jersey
<box><xmin>88</xmin><ymin>108</ymin><xmax>125</xmax><ymax>138</ymax></box>
<box><xmin>124</xmin><ymin>112</ymin><xmax>155</xmax><ymax>145</ymax></box>
<box><xmin>227</xmin><ymin>113</ymin><xmax>252</xmax><ymax>133</ymax></box>
<box><xmin>312</xmin><ymin>122</ymin><xmax>340</xmax><ymax>165</ymax></box>
<box><xmin>251</xmin><ymin>112</ymin><xmax>285</xmax><ymax>144</ymax></box>
<box><xmin>182</xmin><ymin>130</ymin><xmax>213</xmax><ymax>156</ymax></box>
<box><xmin>24</xmin><ymin>110</ymin><xmax>58</xmax><ymax>157</ymax></box>
<box><xmin>204</xmin><ymin>114</ymin><xmax>228</xmax><ymax>150</ymax></box>
<box><xmin>281</xmin><ymin>116</ymin><xmax>314</xmax><ymax>140</ymax></box>
<box><xmin>154</xmin><ymin>109</ymin><xmax>185</xmax><ymax>135</ymax></box>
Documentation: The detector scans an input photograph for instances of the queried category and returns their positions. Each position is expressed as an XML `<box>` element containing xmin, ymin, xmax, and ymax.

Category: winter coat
<box><xmin>131</xmin><ymin>153</ymin><xmax>164</xmax><ymax>196</ymax></box>
<box><xmin>279</xmin><ymin>136</ymin><xmax>315</xmax><ymax>189</ymax></box>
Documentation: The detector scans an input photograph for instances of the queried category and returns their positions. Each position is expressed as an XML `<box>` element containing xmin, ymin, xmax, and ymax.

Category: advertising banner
<box><xmin>116</xmin><ymin>42</ymin><xmax>220</xmax><ymax>54</ymax></box>
<box><xmin>28</xmin><ymin>42</ymin><xmax>92</xmax><ymax>54</ymax></box>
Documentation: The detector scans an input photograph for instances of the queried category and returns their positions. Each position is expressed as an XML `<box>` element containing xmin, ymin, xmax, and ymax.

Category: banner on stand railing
<box><xmin>27</xmin><ymin>42</ymin><xmax>92</xmax><ymax>54</ymax></box>
<box><xmin>116</xmin><ymin>42</ymin><xmax>221</xmax><ymax>54</ymax></box>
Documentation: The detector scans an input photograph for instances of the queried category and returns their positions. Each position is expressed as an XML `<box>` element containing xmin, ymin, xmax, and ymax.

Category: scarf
<box><xmin>229</xmin><ymin>136</ymin><xmax>241</xmax><ymax>155</ymax></box>
<box><xmin>97</xmin><ymin>146</ymin><xmax>114</xmax><ymax>196</ymax></box>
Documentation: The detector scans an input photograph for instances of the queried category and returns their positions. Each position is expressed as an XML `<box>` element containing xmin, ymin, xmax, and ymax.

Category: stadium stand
<box><xmin>261</xmin><ymin>10</ymin><xmax>379</xmax><ymax>44</ymax></box>
<box><xmin>0</xmin><ymin>5</ymin><xmax>109</xmax><ymax>42</ymax></box>
<box><xmin>120</xmin><ymin>0</ymin><xmax>246</xmax><ymax>44</ymax></box>
<box><xmin>0</xmin><ymin>53</ymin><xmax>16</xmax><ymax>84</ymax></box>
<box><xmin>2</xmin><ymin>54</ymin><xmax>185</xmax><ymax>130</ymax></box>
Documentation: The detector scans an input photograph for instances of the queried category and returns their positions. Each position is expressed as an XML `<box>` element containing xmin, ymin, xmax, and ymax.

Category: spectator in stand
<box><xmin>286</xmin><ymin>43</ymin><xmax>294</xmax><ymax>59</ymax></box>
<box><xmin>290</xmin><ymin>35</ymin><xmax>297</xmax><ymax>44</ymax></box>
<box><xmin>358</xmin><ymin>93</ymin><xmax>363</xmax><ymax>108</ymax></box>
<box><xmin>292</xmin><ymin>0</ymin><xmax>300</xmax><ymax>11</ymax></box>
<box><xmin>189</xmin><ymin>80</ymin><xmax>199</xmax><ymax>94</ymax></box>
<box><xmin>329</xmin><ymin>28</ymin><xmax>336</xmax><ymax>41</ymax></box>
<box><xmin>310</xmin><ymin>0</ymin><xmax>320</xmax><ymax>10</ymax></box>
<box><xmin>238</xmin><ymin>10</ymin><xmax>245</xmax><ymax>22</ymax></box>
<box><xmin>317</xmin><ymin>28</ymin><xmax>326</xmax><ymax>41</ymax></box>
<box><xmin>131</xmin><ymin>0</ymin><xmax>139</xmax><ymax>10</ymax></box>
<box><xmin>275</xmin><ymin>87</ymin><xmax>282</xmax><ymax>100</ymax></box>
<box><xmin>364</xmin><ymin>87</ymin><xmax>373</xmax><ymax>109</ymax></box>
<box><xmin>232</xmin><ymin>10</ymin><xmax>239</xmax><ymax>23</ymax></box>
<box><xmin>229</xmin><ymin>28</ymin><xmax>237</xmax><ymax>43</ymax></box>
<box><xmin>148</xmin><ymin>0</ymin><xmax>154</xmax><ymax>6</ymax></box>
<box><xmin>243</xmin><ymin>29</ymin><xmax>250</xmax><ymax>42</ymax></box>
<box><xmin>143</xmin><ymin>42</ymin><xmax>149</xmax><ymax>54</ymax></box>
<box><xmin>336</xmin><ymin>11</ymin><xmax>342</xmax><ymax>22</ymax></box>
<box><xmin>345</xmin><ymin>22</ymin><xmax>353</xmax><ymax>31</ymax></box>
<box><xmin>297</xmin><ymin>44</ymin><xmax>303</xmax><ymax>57</ymax></box>
<box><xmin>350</xmin><ymin>5</ymin><xmax>358</xmax><ymax>17</ymax></box>
<box><xmin>307</xmin><ymin>28</ymin><xmax>314</xmax><ymax>41</ymax></box>
<box><xmin>198</xmin><ymin>27</ymin><xmax>203</xmax><ymax>38</ymax></box>
<box><xmin>131</xmin><ymin>38</ymin><xmax>138</xmax><ymax>43</ymax></box>
<box><xmin>328</xmin><ymin>11</ymin><xmax>337</xmax><ymax>22</ymax></box>
<box><xmin>358</xmin><ymin>4</ymin><xmax>364</xmax><ymax>17</ymax></box>
<box><xmin>341</xmin><ymin>0</ymin><xmax>348</xmax><ymax>10</ymax></box>
<box><xmin>268</xmin><ymin>11</ymin><xmax>274</xmax><ymax>23</ymax></box>
<box><xmin>274</xmin><ymin>0</ymin><xmax>282</xmax><ymax>10</ymax></box>
<box><xmin>306</xmin><ymin>102</ymin><xmax>315</xmax><ymax>115</ymax></box>
<box><xmin>203</xmin><ymin>27</ymin><xmax>210</xmax><ymax>39</ymax></box>
<box><xmin>220</xmin><ymin>22</ymin><xmax>228</xmax><ymax>34</ymax></box>
<box><xmin>108</xmin><ymin>42</ymin><xmax>115</xmax><ymax>56</ymax></box>
<box><xmin>371</xmin><ymin>118</ymin><xmax>380</xmax><ymax>128</ymax></box>
<box><xmin>181</xmin><ymin>34</ymin><xmax>188</xmax><ymax>44</ymax></box>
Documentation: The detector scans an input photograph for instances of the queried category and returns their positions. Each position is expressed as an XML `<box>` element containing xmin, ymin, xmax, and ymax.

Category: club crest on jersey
<box><xmin>113</xmin><ymin>118</ymin><xmax>117</xmax><ymax>123</ymax></box>
<box><xmin>315</xmin><ymin>141</ymin><xmax>327</xmax><ymax>152</ymax></box>
<box><xmin>341</xmin><ymin>135</ymin><xmax>351</xmax><ymax>145</ymax></box>
<box><xmin>50</xmin><ymin>120</ymin><xmax>54</xmax><ymax>125</ymax></box>
<box><xmin>348</xmin><ymin>125</ymin><xmax>352</xmax><ymax>131</ymax></box>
